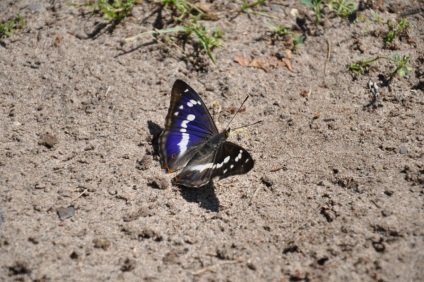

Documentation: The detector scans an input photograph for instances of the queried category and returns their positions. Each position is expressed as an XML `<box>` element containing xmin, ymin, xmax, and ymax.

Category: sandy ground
<box><xmin>1</xmin><ymin>0</ymin><xmax>423</xmax><ymax>281</ymax></box>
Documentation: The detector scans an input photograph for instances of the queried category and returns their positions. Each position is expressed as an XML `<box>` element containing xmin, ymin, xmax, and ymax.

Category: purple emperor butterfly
<box><xmin>159</xmin><ymin>80</ymin><xmax>254</xmax><ymax>188</ymax></box>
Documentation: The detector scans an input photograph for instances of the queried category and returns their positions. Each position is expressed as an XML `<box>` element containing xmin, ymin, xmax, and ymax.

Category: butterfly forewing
<box><xmin>164</xmin><ymin>80</ymin><xmax>218</xmax><ymax>135</ymax></box>
<box><xmin>159</xmin><ymin>80</ymin><xmax>218</xmax><ymax>171</ymax></box>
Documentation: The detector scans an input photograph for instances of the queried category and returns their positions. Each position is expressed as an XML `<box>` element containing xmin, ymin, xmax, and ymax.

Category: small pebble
<box><xmin>261</xmin><ymin>176</ymin><xmax>274</xmax><ymax>187</ymax></box>
<box><xmin>39</xmin><ymin>132</ymin><xmax>58</xmax><ymax>149</ymax></box>
<box><xmin>399</xmin><ymin>146</ymin><xmax>408</xmax><ymax>154</ymax></box>
<box><xmin>57</xmin><ymin>206</ymin><xmax>75</xmax><ymax>220</ymax></box>
<box><xmin>247</xmin><ymin>261</ymin><xmax>257</xmax><ymax>270</ymax></box>
<box><xmin>149</xmin><ymin>177</ymin><xmax>170</xmax><ymax>189</ymax></box>
<box><xmin>93</xmin><ymin>238</ymin><xmax>111</xmax><ymax>250</ymax></box>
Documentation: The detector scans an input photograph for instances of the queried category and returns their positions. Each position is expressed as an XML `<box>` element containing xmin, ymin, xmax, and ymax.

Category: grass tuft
<box><xmin>348</xmin><ymin>53</ymin><xmax>412</xmax><ymax>79</ymax></box>
<box><xmin>0</xmin><ymin>15</ymin><xmax>26</xmax><ymax>37</ymax></box>
<box><xmin>71</xmin><ymin>0</ymin><xmax>136</xmax><ymax>26</ymax></box>
<box><xmin>385</xmin><ymin>18</ymin><xmax>409</xmax><ymax>47</ymax></box>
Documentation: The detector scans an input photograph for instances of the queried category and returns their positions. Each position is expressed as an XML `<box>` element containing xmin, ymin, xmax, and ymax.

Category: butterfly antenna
<box><xmin>225</xmin><ymin>96</ymin><xmax>249</xmax><ymax>130</ymax></box>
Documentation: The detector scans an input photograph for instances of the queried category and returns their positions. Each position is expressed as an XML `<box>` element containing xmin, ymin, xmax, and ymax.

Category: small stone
<box><xmin>140</xmin><ymin>228</ymin><xmax>154</xmax><ymax>239</ymax></box>
<box><xmin>372</xmin><ymin>238</ymin><xmax>386</xmax><ymax>253</ymax></box>
<box><xmin>149</xmin><ymin>177</ymin><xmax>170</xmax><ymax>189</ymax></box>
<box><xmin>290</xmin><ymin>8</ymin><xmax>298</xmax><ymax>17</ymax></box>
<box><xmin>93</xmin><ymin>238</ymin><xmax>111</xmax><ymax>250</ymax></box>
<box><xmin>261</xmin><ymin>176</ymin><xmax>274</xmax><ymax>187</ymax></box>
<box><xmin>246</xmin><ymin>261</ymin><xmax>257</xmax><ymax>270</ymax></box>
<box><xmin>384</xmin><ymin>190</ymin><xmax>394</xmax><ymax>196</ymax></box>
<box><xmin>276</xmin><ymin>51</ymin><xmax>284</xmax><ymax>60</ymax></box>
<box><xmin>57</xmin><ymin>206</ymin><xmax>75</xmax><ymax>220</ymax></box>
<box><xmin>39</xmin><ymin>132</ymin><xmax>58</xmax><ymax>149</ymax></box>
<box><xmin>381</xmin><ymin>210</ymin><xmax>393</xmax><ymax>217</ymax></box>
<box><xmin>290</xmin><ymin>270</ymin><xmax>306</xmax><ymax>281</ymax></box>
<box><xmin>399</xmin><ymin>146</ymin><xmax>408</xmax><ymax>154</ymax></box>
<box><xmin>184</xmin><ymin>236</ymin><xmax>197</xmax><ymax>244</ymax></box>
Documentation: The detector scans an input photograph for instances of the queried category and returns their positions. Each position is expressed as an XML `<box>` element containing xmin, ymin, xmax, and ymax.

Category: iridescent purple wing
<box><xmin>159</xmin><ymin>80</ymin><xmax>218</xmax><ymax>172</ymax></box>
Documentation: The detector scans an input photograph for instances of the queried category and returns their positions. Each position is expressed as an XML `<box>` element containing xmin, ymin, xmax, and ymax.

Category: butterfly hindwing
<box><xmin>173</xmin><ymin>144</ymin><xmax>218</xmax><ymax>188</ymax></box>
<box><xmin>174</xmin><ymin>141</ymin><xmax>254</xmax><ymax>188</ymax></box>
<box><xmin>211</xmin><ymin>142</ymin><xmax>254</xmax><ymax>180</ymax></box>
<box><xmin>159</xmin><ymin>80</ymin><xmax>218</xmax><ymax>171</ymax></box>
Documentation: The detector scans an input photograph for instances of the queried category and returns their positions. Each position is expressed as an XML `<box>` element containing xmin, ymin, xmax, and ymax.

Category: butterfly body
<box><xmin>159</xmin><ymin>80</ymin><xmax>254</xmax><ymax>188</ymax></box>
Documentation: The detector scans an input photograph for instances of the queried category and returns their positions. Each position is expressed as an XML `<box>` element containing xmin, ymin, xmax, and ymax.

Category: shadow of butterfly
<box><xmin>159</xmin><ymin>80</ymin><xmax>254</xmax><ymax>188</ymax></box>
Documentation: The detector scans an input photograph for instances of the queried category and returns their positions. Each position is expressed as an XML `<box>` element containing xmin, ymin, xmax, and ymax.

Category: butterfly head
<box><xmin>225</xmin><ymin>128</ymin><xmax>231</xmax><ymax>139</ymax></box>
<box><xmin>226</xmin><ymin>127</ymin><xmax>248</xmax><ymax>138</ymax></box>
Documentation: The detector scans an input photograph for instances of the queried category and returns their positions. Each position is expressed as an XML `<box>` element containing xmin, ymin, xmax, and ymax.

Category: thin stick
<box><xmin>270</xmin><ymin>165</ymin><xmax>286</xmax><ymax>172</ymax></box>
<box><xmin>249</xmin><ymin>186</ymin><xmax>262</xmax><ymax>205</ymax></box>
<box><xmin>323</xmin><ymin>38</ymin><xmax>331</xmax><ymax>82</ymax></box>
<box><xmin>70</xmin><ymin>189</ymin><xmax>88</xmax><ymax>203</ymax></box>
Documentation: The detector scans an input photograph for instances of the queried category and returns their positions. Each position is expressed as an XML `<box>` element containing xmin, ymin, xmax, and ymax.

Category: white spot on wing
<box><xmin>174</xmin><ymin>112</ymin><xmax>179</xmax><ymax>116</ymax></box>
<box><xmin>187</xmin><ymin>102</ymin><xmax>193</xmax><ymax>107</ymax></box>
<box><xmin>181</xmin><ymin>115</ymin><xmax>195</xmax><ymax>128</ymax></box>
<box><xmin>192</xmin><ymin>163</ymin><xmax>214</xmax><ymax>172</ymax></box>
<box><xmin>223</xmin><ymin>156</ymin><xmax>230</xmax><ymax>163</ymax></box>
<box><xmin>230</xmin><ymin>164</ymin><xmax>234</xmax><ymax>169</ymax></box>
<box><xmin>235</xmin><ymin>150</ymin><xmax>243</xmax><ymax>162</ymax></box>
<box><xmin>181</xmin><ymin>120</ymin><xmax>189</xmax><ymax>128</ymax></box>
<box><xmin>245</xmin><ymin>158</ymin><xmax>250</xmax><ymax>163</ymax></box>
<box><xmin>184</xmin><ymin>89</ymin><xmax>189</xmax><ymax>92</ymax></box>
<box><xmin>178</xmin><ymin>115</ymin><xmax>196</xmax><ymax>155</ymax></box>
<box><xmin>178</xmin><ymin>133</ymin><xmax>189</xmax><ymax>155</ymax></box>
<box><xmin>223</xmin><ymin>169</ymin><xmax>227</xmax><ymax>174</ymax></box>
<box><xmin>179</xmin><ymin>105</ymin><xmax>184</xmax><ymax>110</ymax></box>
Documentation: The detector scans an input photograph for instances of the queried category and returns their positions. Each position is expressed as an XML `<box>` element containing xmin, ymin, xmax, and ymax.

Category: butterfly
<box><xmin>159</xmin><ymin>80</ymin><xmax>254</xmax><ymax>188</ymax></box>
